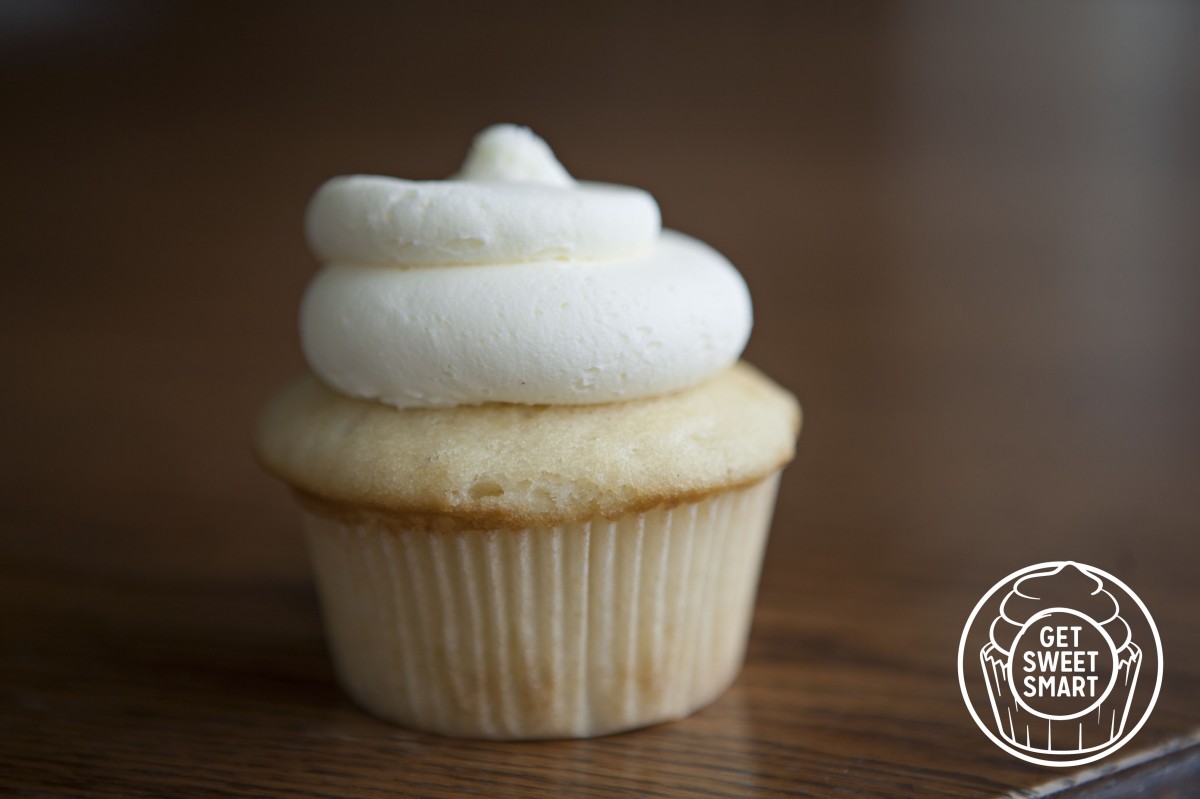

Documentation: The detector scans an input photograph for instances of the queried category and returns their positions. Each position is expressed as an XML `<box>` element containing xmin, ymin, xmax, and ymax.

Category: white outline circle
<box><xmin>957</xmin><ymin>561</ymin><xmax>1163</xmax><ymax>768</ymax></box>
<box><xmin>1006</xmin><ymin>607</ymin><xmax>1118</xmax><ymax>721</ymax></box>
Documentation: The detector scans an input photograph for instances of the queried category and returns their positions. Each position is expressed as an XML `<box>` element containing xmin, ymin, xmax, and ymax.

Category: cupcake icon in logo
<box><xmin>958</xmin><ymin>562</ymin><xmax>1162</xmax><ymax>767</ymax></box>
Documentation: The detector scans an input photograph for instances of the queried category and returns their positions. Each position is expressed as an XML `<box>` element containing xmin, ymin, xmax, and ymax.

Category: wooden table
<box><xmin>3</xmin><ymin>3</ymin><xmax>1197</xmax><ymax>796</ymax></box>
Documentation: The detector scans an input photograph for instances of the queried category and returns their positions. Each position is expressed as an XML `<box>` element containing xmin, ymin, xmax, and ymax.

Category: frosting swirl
<box><xmin>989</xmin><ymin>563</ymin><xmax>1132</xmax><ymax>655</ymax></box>
<box><xmin>300</xmin><ymin>125</ymin><xmax>752</xmax><ymax>408</ymax></box>
<box><xmin>306</xmin><ymin>125</ymin><xmax>660</xmax><ymax>266</ymax></box>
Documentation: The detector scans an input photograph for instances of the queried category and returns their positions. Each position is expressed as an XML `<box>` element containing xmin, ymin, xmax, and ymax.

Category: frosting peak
<box><xmin>300</xmin><ymin>125</ymin><xmax>752</xmax><ymax>409</ymax></box>
<box><xmin>305</xmin><ymin>124</ymin><xmax>659</xmax><ymax>267</ymax></box>
<box><xmin>989</xmin><ymin>563</ymin><xmax>1132</xmax><ymax>655</ymax></box>
<box><xmin>455</xmin><ymin>124</ymin><xmax>575</xmax><ymax>186</ymax></box>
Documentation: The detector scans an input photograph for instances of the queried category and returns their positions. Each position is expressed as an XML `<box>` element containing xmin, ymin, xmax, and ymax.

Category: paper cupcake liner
<box><xmin>301</xmin><ymin>473</ymin><xmax>781</xmax><ymax>739</ymax></box>
<box><xmin>980</xmin><ymin>641</ymin><xmax>1142</xmax><ymax>754</ymax></box>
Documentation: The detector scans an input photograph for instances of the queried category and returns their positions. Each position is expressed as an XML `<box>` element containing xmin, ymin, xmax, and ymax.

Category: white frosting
<box><xmin>454</xmin><ymin>124</ymin><xmax>575</xmax><ymax>186</ymax></box>
<box><xmin>301</xmin><ymin>125</ymin><xmax>753</xmax><ymax>408</ymax></box>
<box><xmin>306</xmin><ymin>126</ymin><xmax>659</xmax><ymax>267</ymax></box>
<box><xmin>302</xmin><ymin>230</ymin><xmax>750</xmax><ymax>407</ymax></box>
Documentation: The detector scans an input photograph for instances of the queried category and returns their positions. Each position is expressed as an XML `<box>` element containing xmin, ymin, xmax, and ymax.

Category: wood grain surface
<box><xmin>2</xmin><ymin>2</ymin><xmax>1198</xmax><ymax>797</ymax></box>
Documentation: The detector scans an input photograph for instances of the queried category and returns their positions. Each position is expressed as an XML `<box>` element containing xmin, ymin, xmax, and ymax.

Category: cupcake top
<box><xmin>300</xmin><ymin>125</ymin><xmax>753</xmax><ymax>409</ymax></box>
<box><xmin>258</xmin><ymin>127</ymin><xmax>799</xmax><ymax>526</ymax></box>
<box><xmin>258</xmin><ymin>361</ymin><xmax>798</xmax><ymax>528</ymax></box>
<box><xmin>989</xmin><ymin>563</ymin><xmax>1132</xmax><ymax>655</ymax></box>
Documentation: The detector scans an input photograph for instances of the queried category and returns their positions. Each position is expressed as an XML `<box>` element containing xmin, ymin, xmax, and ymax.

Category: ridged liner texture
<box><xmin>303</xmin><ymin>473</ymin><xmax>781</xmax><ymax>739</ymax></box>
<box><xmin>980</xmin><ymin>641</ymin><xmax>1143</xmax><ymax>753</ymax></box>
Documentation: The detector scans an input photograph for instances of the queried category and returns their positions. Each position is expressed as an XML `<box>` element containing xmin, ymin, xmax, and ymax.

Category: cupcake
<box><xmin>979</xmin><ymin>563</ymin><xmax>1142</xmax><ymax>755</ymax></box>
<box><xmin>255</xmin><ymin>125</ymin><xmax>800</xmax><ymax>739</ymax></box>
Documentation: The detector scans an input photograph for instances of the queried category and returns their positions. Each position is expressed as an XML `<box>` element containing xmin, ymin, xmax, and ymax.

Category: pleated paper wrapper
<box><xmin>980</xmin><ymin>640</ymin><xmax>1142</xmax><ymax>754</ymax></box>
<box><xmin>302</xmin><ymin>473</ymin><xmax>781</xmax><ymax>739</ymax></box>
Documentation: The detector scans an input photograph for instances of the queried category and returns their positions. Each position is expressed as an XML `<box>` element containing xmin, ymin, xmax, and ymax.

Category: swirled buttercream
<box><xmin>300</xmin><ymin>124</ymin><xmax>752</xmax><ymax>408</ymax></box>
<box><xmin>988</xmin><ymin>563</ymin><xmax>1132</xmax><ymax>655</ymax></box>
<box><xmin>306</xmin><ymin>125</ymin><xmax>659</xmax><ymax>266</ymax></box>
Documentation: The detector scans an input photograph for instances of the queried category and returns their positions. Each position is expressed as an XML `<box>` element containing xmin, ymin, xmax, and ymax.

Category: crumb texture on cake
<box><xmin>254</xmin><ymin>361</ymin><xmax>799</xmax><ymax>528</ymax></box>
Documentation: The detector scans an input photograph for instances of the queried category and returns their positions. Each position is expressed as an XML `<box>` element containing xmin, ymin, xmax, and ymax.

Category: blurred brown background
<box><xmin>2</xmin><ymin>2</ymin><xmax>1198</xmax><ymax>797</ymax></box>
